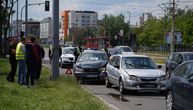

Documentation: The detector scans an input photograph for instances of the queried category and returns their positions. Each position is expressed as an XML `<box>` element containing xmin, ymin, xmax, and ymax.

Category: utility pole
<box><xmin>170</xmin><ymin>0</ymin><xmax>175</xmax><ymax>53</ymax></box>
<box><xmin>25</xmin><ymin>0</ymin><xmax>28</xmax><ymax>38</ymax></box>
<box><xmin>16</xmin><ymin>0</ymin><xmax>19</xmax><ymax>39</ymax></box>
<box><xmin>51</xmin><ymin>0</ymin><xmax>59</xmax><ymax>80</ymax></box>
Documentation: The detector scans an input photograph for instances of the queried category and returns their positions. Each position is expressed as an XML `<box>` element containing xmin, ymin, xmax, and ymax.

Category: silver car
<box><xmin>105</xmin><ymin>54</ymin><xmax>167</xmax><ymax>94</ymax></box>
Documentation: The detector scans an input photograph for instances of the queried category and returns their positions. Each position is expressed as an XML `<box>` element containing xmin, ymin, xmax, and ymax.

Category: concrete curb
<box><xmin>82</xmin><ymin>85</ymin><xmax>120</xmax><ymax>110</ymax></box>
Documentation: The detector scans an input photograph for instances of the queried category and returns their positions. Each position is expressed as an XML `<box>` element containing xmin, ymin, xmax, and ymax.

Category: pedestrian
<box><xmin>16</xmin><ymin>37</ymin><xmax>26</xmax><ymax>85</ymax></box>
<box><xmin>25</xmin><ymin>37</ymin><xmax>37</xmax><ymax>86</ymax></box>
<box><xmin>7</xmin><ymin>37</ymin><xmax>18</xmax><ymax>82</ymax></box>
<box><xmin>34</xmin><ymin>42</ymin><xmax>45</xmax><ymax>81</ymax></box>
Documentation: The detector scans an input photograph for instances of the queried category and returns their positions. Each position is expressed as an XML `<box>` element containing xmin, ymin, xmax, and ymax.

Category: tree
<box><xmin>0</xmin><ymin>0</ymin><xmax>16</xmax><ymax>56</ymax></box>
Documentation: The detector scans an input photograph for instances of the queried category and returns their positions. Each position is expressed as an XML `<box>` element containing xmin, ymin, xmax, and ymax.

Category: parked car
<box><xmin>166</xmin><ymin>52</ymin><xmax>193</xmax><ymax>77</ymax></box>
<box><xmin>73</xmin><ymin>50</ymin><xmax>108</xmax><ymax>82</ymax></box>
<box><xmin>113</xmin><ymin>46</ymin><xmax>134</xmax><ymax>55</ymax></box>
<box><xmin>59</xmin><ymin>46</ymin><xmax>76</xmax><ymax>68</ymax></box>
<box><xmin>166</xmin><ymin>61</ymin><xmax>193</xmax><ymax>110</ymax></box>
<box><xmin>105</xmin><ymin>54</ymin><xmax>167</xmax><ymax>94</ymax></box>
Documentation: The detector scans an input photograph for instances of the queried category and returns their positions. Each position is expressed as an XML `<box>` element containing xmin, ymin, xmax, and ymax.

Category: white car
<box><xmin>105</xmin><ymin>54</ymin><xmax>167</xmax><ymax>94</ymax></box>
<box><xmin>113</xmin><ymin>46</ymin><xmax>134</xmax><ymax>55</ymax></box>
<box><xmin>59</xmin><ymin>47</ymin><xmax>76</xmax><ymax>68</ymax></box>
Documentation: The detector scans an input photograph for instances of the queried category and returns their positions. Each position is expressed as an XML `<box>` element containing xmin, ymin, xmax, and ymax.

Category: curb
<box><xmin>81</xmin><ymin>85</ymin><xmax>120</xmax><ymax>110</ymax></box>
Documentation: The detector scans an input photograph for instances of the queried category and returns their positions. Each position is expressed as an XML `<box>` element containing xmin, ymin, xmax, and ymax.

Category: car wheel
<box><xmin>105</xmin><ymin>75</ymin><xmax>112</xmax><ymax>88</ymax></box>
<box><xmin>119</xmin><ymin>79</ymin><xmax>126</xmax><ymax>95</ymax></box>
<box><xmin>166</xmin><ymin>91</ymin><xmax>175</xmax><ymax>110</ymax></box>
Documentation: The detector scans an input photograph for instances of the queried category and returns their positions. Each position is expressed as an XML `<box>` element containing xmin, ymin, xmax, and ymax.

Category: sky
<box><xmin>13</xmin><ymin>0</ymin><xmax>192</xmax><ymax>25</ymax></box>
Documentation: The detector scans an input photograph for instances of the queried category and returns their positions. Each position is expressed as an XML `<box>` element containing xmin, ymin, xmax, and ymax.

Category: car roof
<box><xmin>82</xmin><ymin>50</ymin><xmax>106</xmax><ymax>54</ymax></box>
<box><xmin>62</xmin><ymin>46</ymin><xmax>75</xmax><ymax>49</ymax></box>
<box><xmin>112</xmin><ymin>54</ymin><xmax>149</xmax><ymax>58</ymax></box>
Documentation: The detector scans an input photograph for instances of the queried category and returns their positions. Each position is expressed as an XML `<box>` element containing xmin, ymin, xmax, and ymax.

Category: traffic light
<box><xmin>20</xmin><ymin>31</ymin><xmax>24</xmax><ymax>38</ymax></box>
<box><xmin>45</xmin><ymin>1</ymin><xmax>49</xmax><ymax>11</ymax></box>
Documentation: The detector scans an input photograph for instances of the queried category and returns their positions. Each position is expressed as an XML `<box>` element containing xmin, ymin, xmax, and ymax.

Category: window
<box><xmin>174</xmin><ymin>63</ymin><xmax>192</xmax><ymax>78</ymax></box>
<box><xmin>185</xmin><ymin>63</ymin><xmax>193</xmax><ymax>79</ymax></box>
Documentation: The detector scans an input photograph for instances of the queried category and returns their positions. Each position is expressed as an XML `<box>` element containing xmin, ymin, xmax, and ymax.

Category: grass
<box><xmin>0</xmin><ymin>58</ymin><xmax>109</xmax><ymax>110</ymax></box>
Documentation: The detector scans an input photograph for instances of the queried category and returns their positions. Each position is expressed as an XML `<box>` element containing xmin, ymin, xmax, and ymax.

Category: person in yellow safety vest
<box><xmin>16</xmin><ymin>37</ymin><xmax>26</xmax><ymax>85</ymax></box>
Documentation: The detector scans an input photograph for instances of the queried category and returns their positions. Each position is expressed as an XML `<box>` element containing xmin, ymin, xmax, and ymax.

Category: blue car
<box><xmin>166</xmin><ymin>61</ymin><xmax>193</xmax><ymax>110</ymax></box>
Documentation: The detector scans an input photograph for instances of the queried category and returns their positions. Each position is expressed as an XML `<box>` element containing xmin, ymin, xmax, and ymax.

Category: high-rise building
<box><xmin>60</xmin><ymin>10</ymin><xmax>98</xmax><ymax>40</ymax></box>
<box><xmin>40</xmin><ymin>17</ymin><xmax>52</xmax><ymax>44</ymax></box>
<box><xmin>139</xmin><ymin>13</ymin><xmax>153</xmax><ymax>26</ymax></box>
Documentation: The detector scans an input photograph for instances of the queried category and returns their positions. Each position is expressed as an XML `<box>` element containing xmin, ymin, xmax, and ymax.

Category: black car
<box><xmin>73</xmin><ymin>50</ymin><xmax>108</xmax><ymax>82</ymax></box>
<box><xmin>165</xmin><ymin>52</ymin><xmax>193</xmax><ymax>77</ymax></box>
<box><xmin>166</xmin><ymin>61</ymin><xmax>193</xmax><ymax>110</ymax></box>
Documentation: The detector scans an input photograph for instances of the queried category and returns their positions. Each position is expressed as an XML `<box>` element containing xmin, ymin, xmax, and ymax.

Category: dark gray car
<box><xmin>73</xmin><ymin>50</ymin><xmax>108</xmax><ymax>82</ymax></box>
<box><xmin>165</xmin><ymin>52</ymin><xmax>193</xmax><ymax>78</ymax></box>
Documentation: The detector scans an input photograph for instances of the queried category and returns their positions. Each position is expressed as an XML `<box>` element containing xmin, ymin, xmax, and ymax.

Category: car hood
<box><xmin>123</xmin><ymin>69</ymin><xmax>165</xmax><ymax>78</ymax></box>
<box><xmin>76</xmin><ymin>61</ymin><xmax>107</xmax><ymax>68</ymax></box>
<box><xmin>61</xmin><ymin>54</ymin><xmax>75</xmax><ymax>58</ymax></box>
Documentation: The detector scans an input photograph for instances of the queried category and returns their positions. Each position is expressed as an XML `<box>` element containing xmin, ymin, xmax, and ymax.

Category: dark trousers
<box><xmin>7</xmin><ymin>60</ymin><xmax>17</xmax><ymax>79</ymax></box>
<box><xmin>26</xmin><ymin>62</ymin><xmax>36</xmax><ymax>85</ymax></box>
<box><xmin>35</xmin><ymin>62</ymin><xmax>42</xmax><ymax>80</ymax></box>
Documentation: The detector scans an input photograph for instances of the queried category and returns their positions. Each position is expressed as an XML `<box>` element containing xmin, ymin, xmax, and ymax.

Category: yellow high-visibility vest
<box><xmin>16</xmin><ymin>42</ymin><xmax>25</xmax><ymax>60</ymax></box>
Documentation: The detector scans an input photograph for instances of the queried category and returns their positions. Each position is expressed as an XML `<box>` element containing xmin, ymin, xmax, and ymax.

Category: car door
<box><xmin>183</xmin><ymin>62</ymin><xmax>193</xmax><ymax>110</ymax></box>
<box><xmin>113</xmin><ymin>56</ymin><xmax>121</xmax><ymax>85</ymax></box>
<box><xmin>171</xmin><ymin>63</ymin><xmax>191</xmax><ymax>109</ymax></box>
<box><xmin>106</xmin><ymin>56</ymin><xmax>116</xmax><ymax>83</ymax></box>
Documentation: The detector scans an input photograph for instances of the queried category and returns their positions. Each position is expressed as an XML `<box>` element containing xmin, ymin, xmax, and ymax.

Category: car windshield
<box><xmin>78</xmin><ymin>53</ymin><xmax>107</xmax><ymax>62</ymax></box>
<box><xmin>120</xmin><ymin>47</ymin><xmax>132</xmax><ymax>52</ymax></box>
<box><xmin>62</xmin><ymin>48</ymin><xmax>74</xmax><ymax>54</ymax></box>
<box><xmin>184</xmin><ymin>53</ymin><xmax>193</xmax><ymax>61</ymax></box>
<box><xmin>121</xmin><ymin>57</ymin><xmax>157</xmax><ymax>69</ymax></box>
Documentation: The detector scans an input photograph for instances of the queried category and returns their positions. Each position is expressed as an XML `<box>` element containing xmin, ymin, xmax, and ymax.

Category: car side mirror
<box><xmin>177</xmin><ymin>60</ymin><xmax>183</xmax><ymax>64</ymax></box>
<box><xmin>158</xmin><ymin>65</ymin><xmax>162</xmax><ymax>69</ymax></box>
<box><xmin>114</xmin><ymin>64</ymin><xmax>120</xmax><ymax>69</ymax></box>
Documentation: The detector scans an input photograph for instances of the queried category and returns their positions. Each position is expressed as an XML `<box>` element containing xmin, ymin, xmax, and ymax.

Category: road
<box><xmin>43</xmin><ymin>47</ymin><xmax>167</xmax><ymax>110</ymax></box>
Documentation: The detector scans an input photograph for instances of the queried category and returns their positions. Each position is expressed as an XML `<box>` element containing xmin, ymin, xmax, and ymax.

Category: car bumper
<box><xmin>61</xmin><ymin>61</ymin><xmax>75</xmax><ymax>68</ymax></box>
<box><xmin>123</xmin><ymin>80</ymin><xmax>167</xmax><ymax>91</ymax></box>
<box><xmin>74</xmin><ymin>72</ymin><xmax>104</xmax><ymax>81</ymax></box>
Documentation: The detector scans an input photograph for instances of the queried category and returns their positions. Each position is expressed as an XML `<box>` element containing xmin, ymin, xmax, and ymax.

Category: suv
<box><xmin>59</xmin><ymin>47</ymin><xmax>76</xmax><ymax>68</ymax></box>
<box><xmin>166</xmin><ymin>52</ymin><xmax>193</xmax><ymax>77</ymax></box>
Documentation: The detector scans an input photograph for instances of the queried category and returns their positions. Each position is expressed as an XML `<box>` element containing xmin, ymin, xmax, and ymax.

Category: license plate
<box><xmin>86</xmin><ymin>75</ymin><xmax>98</xmax><ymax>78</ymax></box>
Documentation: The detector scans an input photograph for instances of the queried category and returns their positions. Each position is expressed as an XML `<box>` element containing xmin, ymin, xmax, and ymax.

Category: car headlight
<box><xmin>129</xmin><ymin>75</ymin><xmax>139</xmax><ymax>81</ymax></box>
<box><xmin>100</xmin><ymin>67</ymin><xmax>106</xmax><ymax>72</ymax></box>
<box><xmin>159</xmin><ymin>75</ymin><xmax>167</xmax><ymax>81</ymax></box>
<box><xmin>75</xmin><ymin>66</ymin><xmax>84</xmax><ymax>72</ymax></box>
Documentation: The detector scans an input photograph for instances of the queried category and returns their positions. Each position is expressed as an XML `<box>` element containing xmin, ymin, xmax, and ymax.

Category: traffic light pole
<box><xmin>25</xmin><ymin>0</ymin><xmax>28</xmax><ymax>38</ymax></box>
<box><xmin>51</xmin><ymin>0</ymin><xmax>59</xmax><ymax>80</ymax></box>
<box><xmin>170</xmin><ymin>0</ymin><xmax>175</xmax><ymax>53</ymax></box>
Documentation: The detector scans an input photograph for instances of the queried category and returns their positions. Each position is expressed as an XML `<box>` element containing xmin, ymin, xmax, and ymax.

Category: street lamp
<box><xmin>20</xmin><ymin>3</ymin><xmax>45</xmax><ymax>25</ymax></box>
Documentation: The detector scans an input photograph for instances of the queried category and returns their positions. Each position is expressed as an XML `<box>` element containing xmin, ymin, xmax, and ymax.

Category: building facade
<box><xmin>60</xmin><ymin>10</ymin><xmax>98</xmax><ymax>41</ymax></box>
<box><xmin>11</xmin><ymin>20</ymin><xmax>24</xmax><ymax>37</ymax></box>
<box><xmin>22</xmin><ymin>18</ymin><xmax>40</xmax><ymax>39</ymax></box>
<box><xmin>40</xmin><ymin>17</ymin><xmax>52</xmax><ymax>44</ymax></box>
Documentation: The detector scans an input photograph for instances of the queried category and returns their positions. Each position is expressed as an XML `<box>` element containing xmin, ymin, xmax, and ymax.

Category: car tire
<box><xmin>105</xmin><ymin>75</ymin><xmax>112</xmax><ymax>88</ymax></box>
<box><xmin>166</xmin><ymin>91</ymin><xmax>175</xmax><ymax>110</ymax></box>
<box><xmin>119</xmin><ymin>79</ymin><xmax>126</xmax><ymax>95</ymax></box>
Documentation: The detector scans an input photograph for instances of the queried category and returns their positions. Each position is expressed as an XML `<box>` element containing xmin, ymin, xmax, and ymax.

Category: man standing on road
<box><xmin>7</xmin><ymin>37</ymin><xmax>18</xmax><ymax>82</ymax></box>
<box><xmin>16</xmin><ymin>37</ymin><xmax>26</xmax><ymax>85</ymax></box>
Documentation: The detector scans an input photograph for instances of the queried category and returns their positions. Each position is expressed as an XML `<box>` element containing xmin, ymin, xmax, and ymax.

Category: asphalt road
<box><xmin>54</xmin><ymin>67</ymin><xmax>167</xmax><ymax>110</ymax></box>
<box><xmin>43</xmin><ymin>47</ymin><xmax>167</xmax><ymax>110</ymax></box>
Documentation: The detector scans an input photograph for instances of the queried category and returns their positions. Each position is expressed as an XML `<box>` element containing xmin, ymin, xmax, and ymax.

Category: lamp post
<box><xmin>16</xmin><ymin>0</ymin><xmax>19</xmax><ymax>39</ymax></box>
